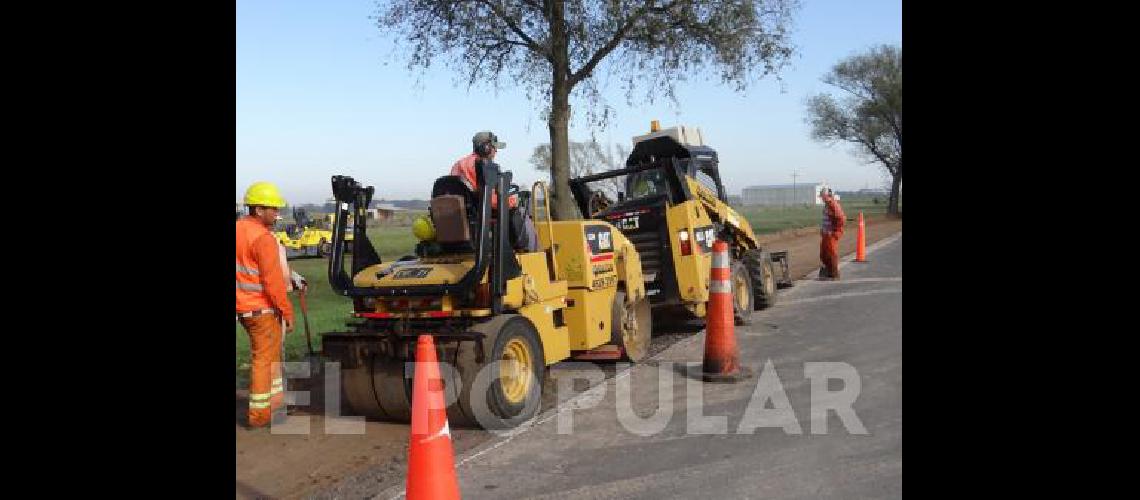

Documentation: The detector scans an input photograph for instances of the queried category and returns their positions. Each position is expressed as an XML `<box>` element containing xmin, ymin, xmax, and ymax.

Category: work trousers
<box><xmin>239</xmin><ymin>314</ymin><xmax>286</xmax><ymax>427</ymax></box>
<box><xmin>820</xmin><ymin>231</ymin><xmax>842</xmax><ymax>279</ymax></box>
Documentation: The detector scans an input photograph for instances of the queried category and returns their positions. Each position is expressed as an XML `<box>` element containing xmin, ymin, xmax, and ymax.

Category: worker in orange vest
<box><xmin>450</xmin><ymin>130</ymin><xmax>537</xmax><ymax>251</ymax></box>
<box><xmin>819</xmin><ymin>188</ymin><xmax>846</xmax><ymax>281</ymax></box>
<box><xmin>237</xmin><ymin>181</ymin><xmax>303</xmax><ymax>428</ymax></box>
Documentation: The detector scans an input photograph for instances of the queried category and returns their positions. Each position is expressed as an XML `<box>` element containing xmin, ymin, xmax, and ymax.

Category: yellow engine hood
<box><xmin>352</xmin><ymin>258</ymin><xmax>479</xmax><ymax>288</ymax></box>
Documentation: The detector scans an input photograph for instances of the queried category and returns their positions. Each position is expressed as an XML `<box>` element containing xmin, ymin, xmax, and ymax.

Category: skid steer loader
<box><xmin>569</xmin><ymin>123</ymin><xmax>793</xmax><ymax>327</ymax></box>
<box><xmin>321</xmin><ymin>160</ymin><xmax>651</xmax><ymax>428</ymax></box>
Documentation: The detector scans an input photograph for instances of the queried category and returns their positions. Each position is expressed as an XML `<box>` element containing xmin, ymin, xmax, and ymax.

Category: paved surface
<box><xmin>423</xmin><ymin>233</ymin><xmax>904</xmax><ymax>499</ymax></box>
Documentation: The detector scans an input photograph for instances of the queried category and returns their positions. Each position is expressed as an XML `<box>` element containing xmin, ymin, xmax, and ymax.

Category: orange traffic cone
<box><xmin>406</xmin><ymin>335</ymin><xmax>460</xmax><ymax>500</ymax></box>
<box><xmin>855</xmin><ymin>212</ymin><xmax>867</xmax><ymax>263</ymax></box>
<box><xmin>702</xmin><ymin>240</ymin><xmax>744</xmax><ymax>383</ymax></box>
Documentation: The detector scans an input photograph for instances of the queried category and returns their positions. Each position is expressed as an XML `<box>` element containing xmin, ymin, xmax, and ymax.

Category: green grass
<box><xmin>235</xmin><ymin>224</ymin><xmax>421</xmax><ymax>386</ymax></box>
<box><xmin>735</xmin><ymin>196</ymin><xmax>897</xmax><ymax>235</ymax></box>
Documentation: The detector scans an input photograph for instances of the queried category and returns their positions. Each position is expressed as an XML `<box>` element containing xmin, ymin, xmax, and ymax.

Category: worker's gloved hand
<box><xmin>290</xmin><ymin>271</ymin><xmax>308</xmax><ymax>291</ymax></box>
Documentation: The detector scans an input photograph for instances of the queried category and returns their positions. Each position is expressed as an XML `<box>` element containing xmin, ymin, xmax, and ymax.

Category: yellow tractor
<box><xmin>274</xmin><ymin>208</ymin><xmax>335</xmax><ymax>258</ymax></box>
<box><xmin>322</xmin><ymin>164</ymin><xmax>651</xmax><ymax>428</ymax></box>
<box><xmin>569</xmin><ymin>122</ymin><xmax>792</xmax><ymax>326</ymax></box>
<box><xmin>318</xmin><ymin>212</ymin><xmax>354</xmax><ymax>246</ymax></box>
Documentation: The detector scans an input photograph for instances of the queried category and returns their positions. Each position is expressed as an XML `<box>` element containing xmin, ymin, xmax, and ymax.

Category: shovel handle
<box><xmin>298</xmin><ymin>287</ymin><xmax>315</xmax><ymax>355</ymax></box>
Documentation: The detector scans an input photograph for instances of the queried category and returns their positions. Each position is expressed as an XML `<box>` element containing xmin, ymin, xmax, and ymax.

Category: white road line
<box><xmin>778</xmin><ymin>288</ymin><xmax>901</xmax><ymax>307</ymax></box>
<box><xmin>823</xmin><ymin>277</ymin><xmax>902</xmax><ymax>284</ymax></box>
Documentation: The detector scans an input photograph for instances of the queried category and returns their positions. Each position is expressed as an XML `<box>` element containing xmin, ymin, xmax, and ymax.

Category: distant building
<box><xmin>368</xmin><ymin>203</ymin><xmax>408</xmax><ymax>221</ymax></box>
<box><xmin>741</xmin><ymin>183</ymin><xmax>825</xmax><ymax>206</ymax></box>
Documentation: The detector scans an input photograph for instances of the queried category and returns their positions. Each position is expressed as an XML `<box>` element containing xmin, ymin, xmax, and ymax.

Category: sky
<box><xmin>236</xmin><ymin>0</ymin><xmax>901</xmax><ymax>204</ymax></box>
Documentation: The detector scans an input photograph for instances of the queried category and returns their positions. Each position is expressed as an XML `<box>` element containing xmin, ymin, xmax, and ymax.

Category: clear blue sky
<box><xmin>237</xmin><ymin>0</ymin><xmax>901</xmax><ymax>204</ymax></box>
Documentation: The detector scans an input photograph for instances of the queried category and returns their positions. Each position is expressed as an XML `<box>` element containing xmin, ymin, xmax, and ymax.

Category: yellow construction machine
<box><xmin>569</xmin><ymin>122</ymin><xmax>792</xmax><ymax>326</ymax></box>
<box><xmin>274</xmin><ymin>208</ymin><xmax>334</xmax><ymax>258</ymax></box>
<box><xmin>318</xmin><ymin>212</ymin><xmax>354</xmax><ymax>246</ymax></box>
<box><xmin>323</xmin><ymin>164</ymin><xmax>651</xmax><ymax>428</ymax></box>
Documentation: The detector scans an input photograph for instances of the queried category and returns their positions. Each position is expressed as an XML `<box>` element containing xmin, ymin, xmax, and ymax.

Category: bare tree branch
<box><xmin>569</xmin><ymin>0</ymin><xmax>668</xmax><ymax>87</ymax></box>
<box><xmin>476</xmin><ymin>0</ymin><xmax>551</xmax><ymax>62</ymax></box>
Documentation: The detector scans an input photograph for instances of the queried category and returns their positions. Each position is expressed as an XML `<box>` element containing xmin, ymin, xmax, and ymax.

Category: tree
<box><xmin>530</xmin><ymin>140</ymin><xmax>628</xmax><ymax>212</ymax></box>
<box><xmin>805</xmin><ymin>44</ymin><xmax>902</xmax><ymax>214</ymax></box>
<box><xmin>376</xmin><ymin>0</ymin><xmax>798</xmax><ymax>219</ymax></box>
<box><xmin>529</xmin><ymin>140</ymin><xmax>626</xmax><ymax>177</ymax></box>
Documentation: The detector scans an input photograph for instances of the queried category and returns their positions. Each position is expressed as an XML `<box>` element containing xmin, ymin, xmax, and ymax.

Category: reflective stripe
<box><xmin>712</xmin><ymin>252</ymin><xmax>730</xmax><ymax>270</ymax></box>
<box><xmin>236</xmin><ymin>261</ymin><xmax>260</xmax><ymax>276</ymax></box>
<box><xmin>237</xmin><ymin>281</ymin><xmax>264</xmax><ymax>291</ymax></box>
<box><xmin>250</xmin><ymin>393</ymin><xmax>271</xmax><ymax>402</ymax></box>
<box><xmin>249</xmin><ymin>401</ymin><xmax>271</xmax><ymax>409</ymax></box>
<box><xmin>709</xmin><ymin>280</ymin><xmax>732</xmax><ymax>294</ymax></box>
<box><xmin>237</xmin><ymin>308</ymin><xmax>276</xmax><ymax>319</ymax></box>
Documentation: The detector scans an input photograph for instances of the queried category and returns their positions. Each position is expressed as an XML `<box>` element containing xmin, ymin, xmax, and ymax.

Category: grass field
<box><xmin>235</xmin><ymin>198</ymin><xmax>898</xmax><ymax>385</ymax></box>
<box><xmin>736</xmin><ymin>195</ymin><xmax>897</xmax><ymax>235</ymax></box>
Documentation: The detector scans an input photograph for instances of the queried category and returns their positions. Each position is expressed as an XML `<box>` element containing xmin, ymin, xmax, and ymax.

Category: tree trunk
<box><xmin>547</xmin><ymin>0</ymin><xmax>577</xmax><ymax>220</ymax></box>
<box><xmin>548</xmin><ymin>87</ymin><xmax>574</xmax><ymax>219</ymax></box>
<box><xmin>888</xmin><ymin>173</ymin><xmax>901</xmax><ymax>215</ymax></box>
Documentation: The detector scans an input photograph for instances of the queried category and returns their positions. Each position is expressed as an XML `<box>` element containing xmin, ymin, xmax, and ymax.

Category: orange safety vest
<box><xmin>236</xmin><ymin>217</ymin><xmax>274</xmax><ymax>313</ymax></box>
<box><xmin>450</xmin><ymin>153</ymin><xmax>518</xmax><ymax>209</ymax></box>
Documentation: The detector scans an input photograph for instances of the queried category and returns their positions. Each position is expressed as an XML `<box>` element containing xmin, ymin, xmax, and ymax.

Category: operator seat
<box><xmin>430</xmin><ymin>175</ymin><xmax>478</xmax><ymax>253</ymax></box>
<box><xmin>429</xmin><ymin>168</ymin><xmax>522</xmax><ymax>283</ymax></box>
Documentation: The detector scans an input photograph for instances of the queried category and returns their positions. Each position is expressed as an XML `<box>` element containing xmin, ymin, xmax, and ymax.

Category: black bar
<box><xmin>491</xmin><ymin>171</ymin><xmax>511</xmax><ymax>314</ymax></box>
<box><xmin>570</xmin><ymin>162</ymin><xmax>661</xmax><ymax>184</ymax></box>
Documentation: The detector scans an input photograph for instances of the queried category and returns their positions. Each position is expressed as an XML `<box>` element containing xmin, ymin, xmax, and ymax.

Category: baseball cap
<box><xmin>472</xmin><ymin>131</ymin><xmax>506</xmax><ymax>150</ymax></box>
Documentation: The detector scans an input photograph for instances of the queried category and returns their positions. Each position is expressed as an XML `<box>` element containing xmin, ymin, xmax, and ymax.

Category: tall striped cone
<box><xmin>855</xmin><ymin>212</ymin><xmax>867</xmax><ymax>263</ymax></box>
<box><xmin>406</xmin><ymin>335</ymin><xmax>460</xmax><ymax>500</ymax></box>
<box><xmin>702</xmin><ymin>240</ymin><xmax>744</xmax><ymax>383</ymax></box>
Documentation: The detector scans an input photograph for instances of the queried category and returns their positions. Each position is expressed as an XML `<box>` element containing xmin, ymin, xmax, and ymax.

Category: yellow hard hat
<box><xmin>412</xmin><ymin>216</ymin><xmax>436</xmax><ymax>241</ymax></box>
<box><xmin>243</xmin><ymin>181</ymin><xmax>287</xmax><ymax>208</ymax></box>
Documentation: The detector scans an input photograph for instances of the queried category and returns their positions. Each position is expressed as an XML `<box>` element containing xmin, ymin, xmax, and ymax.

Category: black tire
<box><xmin>458</xmin><ymin>315</ymin><xmax>545</xmax><ymax>429</ymax></box>
<box><xmin>730</xmin><ymin>261</ymin><xmax>755</xmax><ymax>325</ymax></box>
<box><xmin>744</xmin><ymin>249</ymin><xmax>778</xmax><ymax>309</ymax></box>
<box><xmin>612</xmin><ymin>290</ymin><xmax>653</xmax><ymax>361</ymax></box>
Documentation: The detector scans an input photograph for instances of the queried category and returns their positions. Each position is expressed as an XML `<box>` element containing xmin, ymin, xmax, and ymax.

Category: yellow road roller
<box><xmin>323</xmin><ymin>162</ymin><xmax>650</xmax><ymax>428</ymax></box>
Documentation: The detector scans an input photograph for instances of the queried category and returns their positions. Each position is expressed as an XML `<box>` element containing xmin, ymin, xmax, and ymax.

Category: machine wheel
<box><xmin>318</xmin><ymin>239</ymin><xmax>332</xmax><ymax>257</ymax></box>
<box><xmin>612</xmin><ymin>290</ymin><xmax>653</xmax><ymax>361</ymax></box>
<box><xmin>744</xmin><ymin>249</ymin><xmax>778</xmax><ymax>309</ymax></box>
<box><xmin>731</xmin><ymin>261</ymin><xmax>755</xmax><ymax>326</ymax></box>
<box><xmin>450</xmin><ymin>315</ymin><xmax>545</xmax><ymax>429</ymax></box>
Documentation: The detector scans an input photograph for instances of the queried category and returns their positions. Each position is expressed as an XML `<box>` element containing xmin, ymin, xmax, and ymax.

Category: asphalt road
<box><xmin>428</xmin><ymin>233</ymin><xmax>904</xmax><ymax>499</ymax></box>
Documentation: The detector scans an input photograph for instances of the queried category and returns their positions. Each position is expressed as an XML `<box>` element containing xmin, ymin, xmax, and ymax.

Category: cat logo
<box><xmin>393</xmin><ymin>267</ymin><xmax>432</xmax><ymax>279</ymax></box>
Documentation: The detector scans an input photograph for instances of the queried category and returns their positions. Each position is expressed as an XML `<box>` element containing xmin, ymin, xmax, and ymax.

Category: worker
<box><xmin>449</xmin><ymin>131</ymin><xmax>538</xmax><ymax>251</ymax></box>
<box><xmin>237</xmin><ymin>181</ymin><xmax>302</xmax><ymax>428</ymax></box>
<box><xmin>818</xmin><ymin>188</ymin><xmax>846</xmax><ymax>280</ymax></box>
